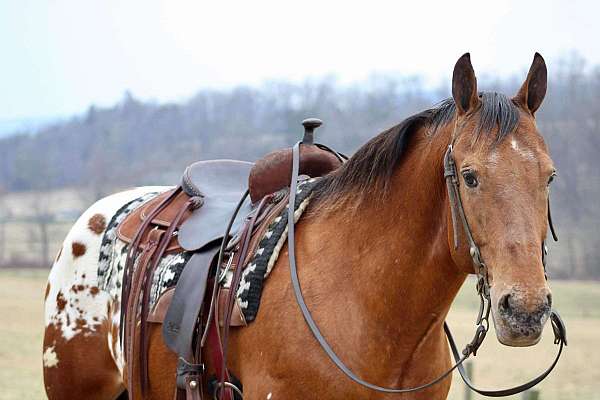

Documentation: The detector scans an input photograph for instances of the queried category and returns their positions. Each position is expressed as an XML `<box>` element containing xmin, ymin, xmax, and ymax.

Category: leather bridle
<box><xmin>442</xmin><ymin>143</ymin><xmax>566</xmax><ymax>396</ymax></box>
<box><xmin>285</xmin><ymin>134</ymin><xmax>567</xmax><ymax>396</ymax></box>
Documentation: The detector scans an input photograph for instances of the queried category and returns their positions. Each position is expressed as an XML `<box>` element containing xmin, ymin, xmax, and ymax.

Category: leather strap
<box><xmin>206</xmin><ymin>308</ymin><xmax>233</xmax><ymax>400</ymax></box>
<box><xmin>120</xmin><ymin>187</ymin><xmax>203</xmax><ymax>398</ymax></box>
<box><xmin>547</xmin><ymin>197</ymin><xmax>559</xmax><ymax>242</ymax></box>
<box><xmin>125</xmin><ymin>228</ymin><xmax>163</xmax><ymax>399</ymax></box>
<box><xmin>139</xmin><ymin>197</ymin><xmax>200</xmax><ymax>393</ymax></box>
<box><xmin>218</xmin><ymin>197</ymin><xmax>269</xmax><ymax>399</ymax></box>
<box><xmin>121</xmin><ymin>187</ymin><xmax>182</xmax><ymax>348</ymax></box>
<box><xmin>444</xmin><ymin>146</ymin><xmax>486</xmax><ymax>272</ymax></box>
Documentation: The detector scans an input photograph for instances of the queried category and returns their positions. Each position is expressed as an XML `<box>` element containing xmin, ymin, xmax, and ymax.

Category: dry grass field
<box><xmin>0</xmin><ymin>269</ymin><xmax>598</xmax><ymax>400</ymax></box>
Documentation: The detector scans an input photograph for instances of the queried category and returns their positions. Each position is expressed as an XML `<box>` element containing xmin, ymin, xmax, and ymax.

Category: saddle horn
<box><xmin>301</xmin><ymin>118</ymin><xmax>323</xmax><ymax>145</ymax></box>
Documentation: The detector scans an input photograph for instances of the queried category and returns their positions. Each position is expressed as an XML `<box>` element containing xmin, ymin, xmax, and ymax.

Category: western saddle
<box><xmin>117</xmin><ymin>118</ymin><xmax>344</xmax><ymax>400</ymax></box>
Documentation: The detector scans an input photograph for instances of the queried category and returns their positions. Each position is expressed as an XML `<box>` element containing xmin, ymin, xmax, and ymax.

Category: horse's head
<box><xmin>448</xmin><ymin>53</ymin><xmax>554</xmax><ymax>347</ymax></box>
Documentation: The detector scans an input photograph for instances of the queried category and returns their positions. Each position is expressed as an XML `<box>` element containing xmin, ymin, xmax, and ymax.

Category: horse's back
<box><xmin>43</xmin><ymin>186</ymin><xmax>168</xmax><ymax>400</ymax></box>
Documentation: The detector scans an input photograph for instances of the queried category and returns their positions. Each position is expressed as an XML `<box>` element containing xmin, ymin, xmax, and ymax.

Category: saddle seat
<box><xmin>178</xmin><ymin>159</ymin><xmax>254</xmax><ymax>251</ymax></box>
<box><xmin>117</xmin><ymin>159</ymin><xmax>253</xmax><ymax>252</ymax></box>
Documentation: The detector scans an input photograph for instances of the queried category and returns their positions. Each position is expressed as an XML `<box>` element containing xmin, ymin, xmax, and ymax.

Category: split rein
<box><xmin>284</xmin><ymin>140</ymin><xmax>567</xmax><ymax>397</ymax></box>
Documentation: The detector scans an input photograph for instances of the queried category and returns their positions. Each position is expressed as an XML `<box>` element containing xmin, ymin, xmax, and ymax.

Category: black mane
<box><xmin>313</xmin><ymin>92</ymin><xmax>520</xmax><ymax>205</ymax></box>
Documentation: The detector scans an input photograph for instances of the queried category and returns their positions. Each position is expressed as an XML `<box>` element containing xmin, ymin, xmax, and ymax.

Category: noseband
<box><xmin>285</xmin><ymin>133</ymin><xmax>567</xmax><ymax>396</ymax></box>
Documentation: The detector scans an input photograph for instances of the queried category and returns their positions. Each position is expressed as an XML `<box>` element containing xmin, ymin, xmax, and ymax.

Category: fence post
<box><xmin>463</xmin><ymin>360</ymin><xmax>473</xmax><ymax>400</ymax></box>
<box><xmin>521</xmin><ymin>389</ymin><xmax>540</xmax><ymax>400</ymax></box>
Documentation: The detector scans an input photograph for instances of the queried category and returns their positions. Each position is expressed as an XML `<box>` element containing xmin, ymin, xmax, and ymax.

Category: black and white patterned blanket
<box><xmin>97</xmin><ymin>178</ymin><xmax>318</xmax><ymax>321</ymax></box>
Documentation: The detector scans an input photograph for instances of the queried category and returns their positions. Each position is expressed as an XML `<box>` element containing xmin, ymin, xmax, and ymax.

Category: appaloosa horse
<box><xmin>43</xmin><ymin>53</ymin><xmax>563</xmax><ymax>399</ymax></box>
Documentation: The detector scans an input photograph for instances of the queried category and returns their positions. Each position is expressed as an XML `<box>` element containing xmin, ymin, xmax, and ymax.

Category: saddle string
<box><xmin>138</xmin><ymin>196</ymin><xmax>202</xmax><ymax>394</ymax></box>
<box><xmin>314</xmin><ymin>142</ymin><xmax>349</xmax><ymax>163</ymax></box>
<box><xmin>120</xmin><ymin>187</ymin><xmax>183</xmax><ymax>348</ymax></box>
<box><xmin>121</xmin><ymin>187</ymin><xmax>184</xmax><ymax>399</ymax></box>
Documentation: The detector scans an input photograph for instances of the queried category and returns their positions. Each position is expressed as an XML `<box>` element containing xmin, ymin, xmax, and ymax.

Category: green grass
<box><xmin>0</xmin><ymin>269</ymin><xmax>598</xmax><ymax>400</ymax></box>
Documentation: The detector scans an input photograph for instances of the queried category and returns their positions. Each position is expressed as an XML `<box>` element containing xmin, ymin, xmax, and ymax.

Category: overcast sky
<box><xmin>1</xmin><ymin>0</ymin><xmax>598</xmax><ymax>121</ymax></box>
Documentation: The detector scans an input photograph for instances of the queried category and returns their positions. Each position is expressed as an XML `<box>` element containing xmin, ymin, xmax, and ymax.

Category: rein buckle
<box><xmin>463</xmin><ymin>325</ymin><xmax>487</xmax><ymax>357</ymax></box>
<box><xmin>550</xmin><ymin>311</ymin><xmax>567</xmax><ymax>346</ymax></box>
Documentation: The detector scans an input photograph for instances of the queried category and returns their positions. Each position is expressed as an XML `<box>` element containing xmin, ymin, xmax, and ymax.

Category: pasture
<box><xmin>0</xmin><ymin>269</ymin><xmax>598</xmax><ymax>400</ymax></box>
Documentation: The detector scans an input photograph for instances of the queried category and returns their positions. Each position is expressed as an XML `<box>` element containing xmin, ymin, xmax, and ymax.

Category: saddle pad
<box><xmin>97</xmin><ymin>178</ymin><xmax>319</xmax><ymax>325</ymax></box>
<box><xmin>234</xmin><ymin>177</ymin><xmax>318</xmax><ymax>321</ymax></box>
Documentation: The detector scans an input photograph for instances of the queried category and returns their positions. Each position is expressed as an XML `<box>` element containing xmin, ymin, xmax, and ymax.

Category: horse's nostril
<box><xmin>546</xmin><ymin>293</ymin><xmax>553</xmax><ymax>309</ymax></box>
<box><xmin>499</xmin><ymin>293</ymin><xmax>512</xmax><ymax>313</ymax></box>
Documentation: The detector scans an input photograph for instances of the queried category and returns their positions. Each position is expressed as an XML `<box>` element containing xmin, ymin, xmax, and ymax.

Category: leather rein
<box><xmin>286</xmin><ymin>140</ymin><xmax>567</xmax><ymax>397</ymax></box>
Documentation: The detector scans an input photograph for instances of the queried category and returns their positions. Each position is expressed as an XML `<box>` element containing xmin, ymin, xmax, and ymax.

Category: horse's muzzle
<box><xmin>492</xmin><ymin>288</ymin><xmax>552</xmax><ymax>347</ymax></box>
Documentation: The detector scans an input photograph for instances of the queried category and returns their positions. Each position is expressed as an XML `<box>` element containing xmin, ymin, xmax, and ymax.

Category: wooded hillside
<box><xmin>0</xmin><ymin>57</ymin><xmax>598</xmax><ymax>278</ymax></box>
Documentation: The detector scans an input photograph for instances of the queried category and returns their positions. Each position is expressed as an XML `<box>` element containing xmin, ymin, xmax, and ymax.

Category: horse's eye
<box><xmin>548</xmin><ymin>172</ymin><xmax>556</xmax><ymax>185</ymax></box>
<box><xmin>462</xmin><ymin>171</ymin><xmax>478</xmax><ymax>188</ymax></box>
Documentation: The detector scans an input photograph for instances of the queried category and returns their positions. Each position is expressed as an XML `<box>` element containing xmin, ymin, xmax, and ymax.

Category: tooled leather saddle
<box><xmin>117</xmin><ymin>119</ymin><xmax>343</xmax><ymax>400</ymax></box>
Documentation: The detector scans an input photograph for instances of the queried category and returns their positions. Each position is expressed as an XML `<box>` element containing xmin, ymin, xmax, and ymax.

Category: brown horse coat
<box><xmin>44</xmin><ymin>53</ymin><xmax>556</xmax><ymax>400</ymax></box>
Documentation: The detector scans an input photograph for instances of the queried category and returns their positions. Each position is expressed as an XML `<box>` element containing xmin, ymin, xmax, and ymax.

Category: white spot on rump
<box><xmin>43</xmin><ymin>346</ymin><xmax>59</xmax><ymax>368</ymax></box>
<box><xmin>267</xmin><ymin>393</ymin><xmax>272</xmax><ymax>400</ymax></box>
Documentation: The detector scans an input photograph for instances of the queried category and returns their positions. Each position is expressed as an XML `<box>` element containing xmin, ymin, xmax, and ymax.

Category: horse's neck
<box><xmin>298</xmin><ymin>124</ymin><xmax>466</xmax><ymax>376</ymax></box>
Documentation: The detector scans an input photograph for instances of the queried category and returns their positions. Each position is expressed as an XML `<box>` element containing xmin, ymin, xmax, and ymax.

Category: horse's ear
<box><xmin>452</xmin><ymin>53</ymin><xmax>479</xmax><ymax>116</ymax></box>
<box><xmin>514</xmin><ymin>53</ymin><xmax>547</xmax><ymax>115</ymax></box>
